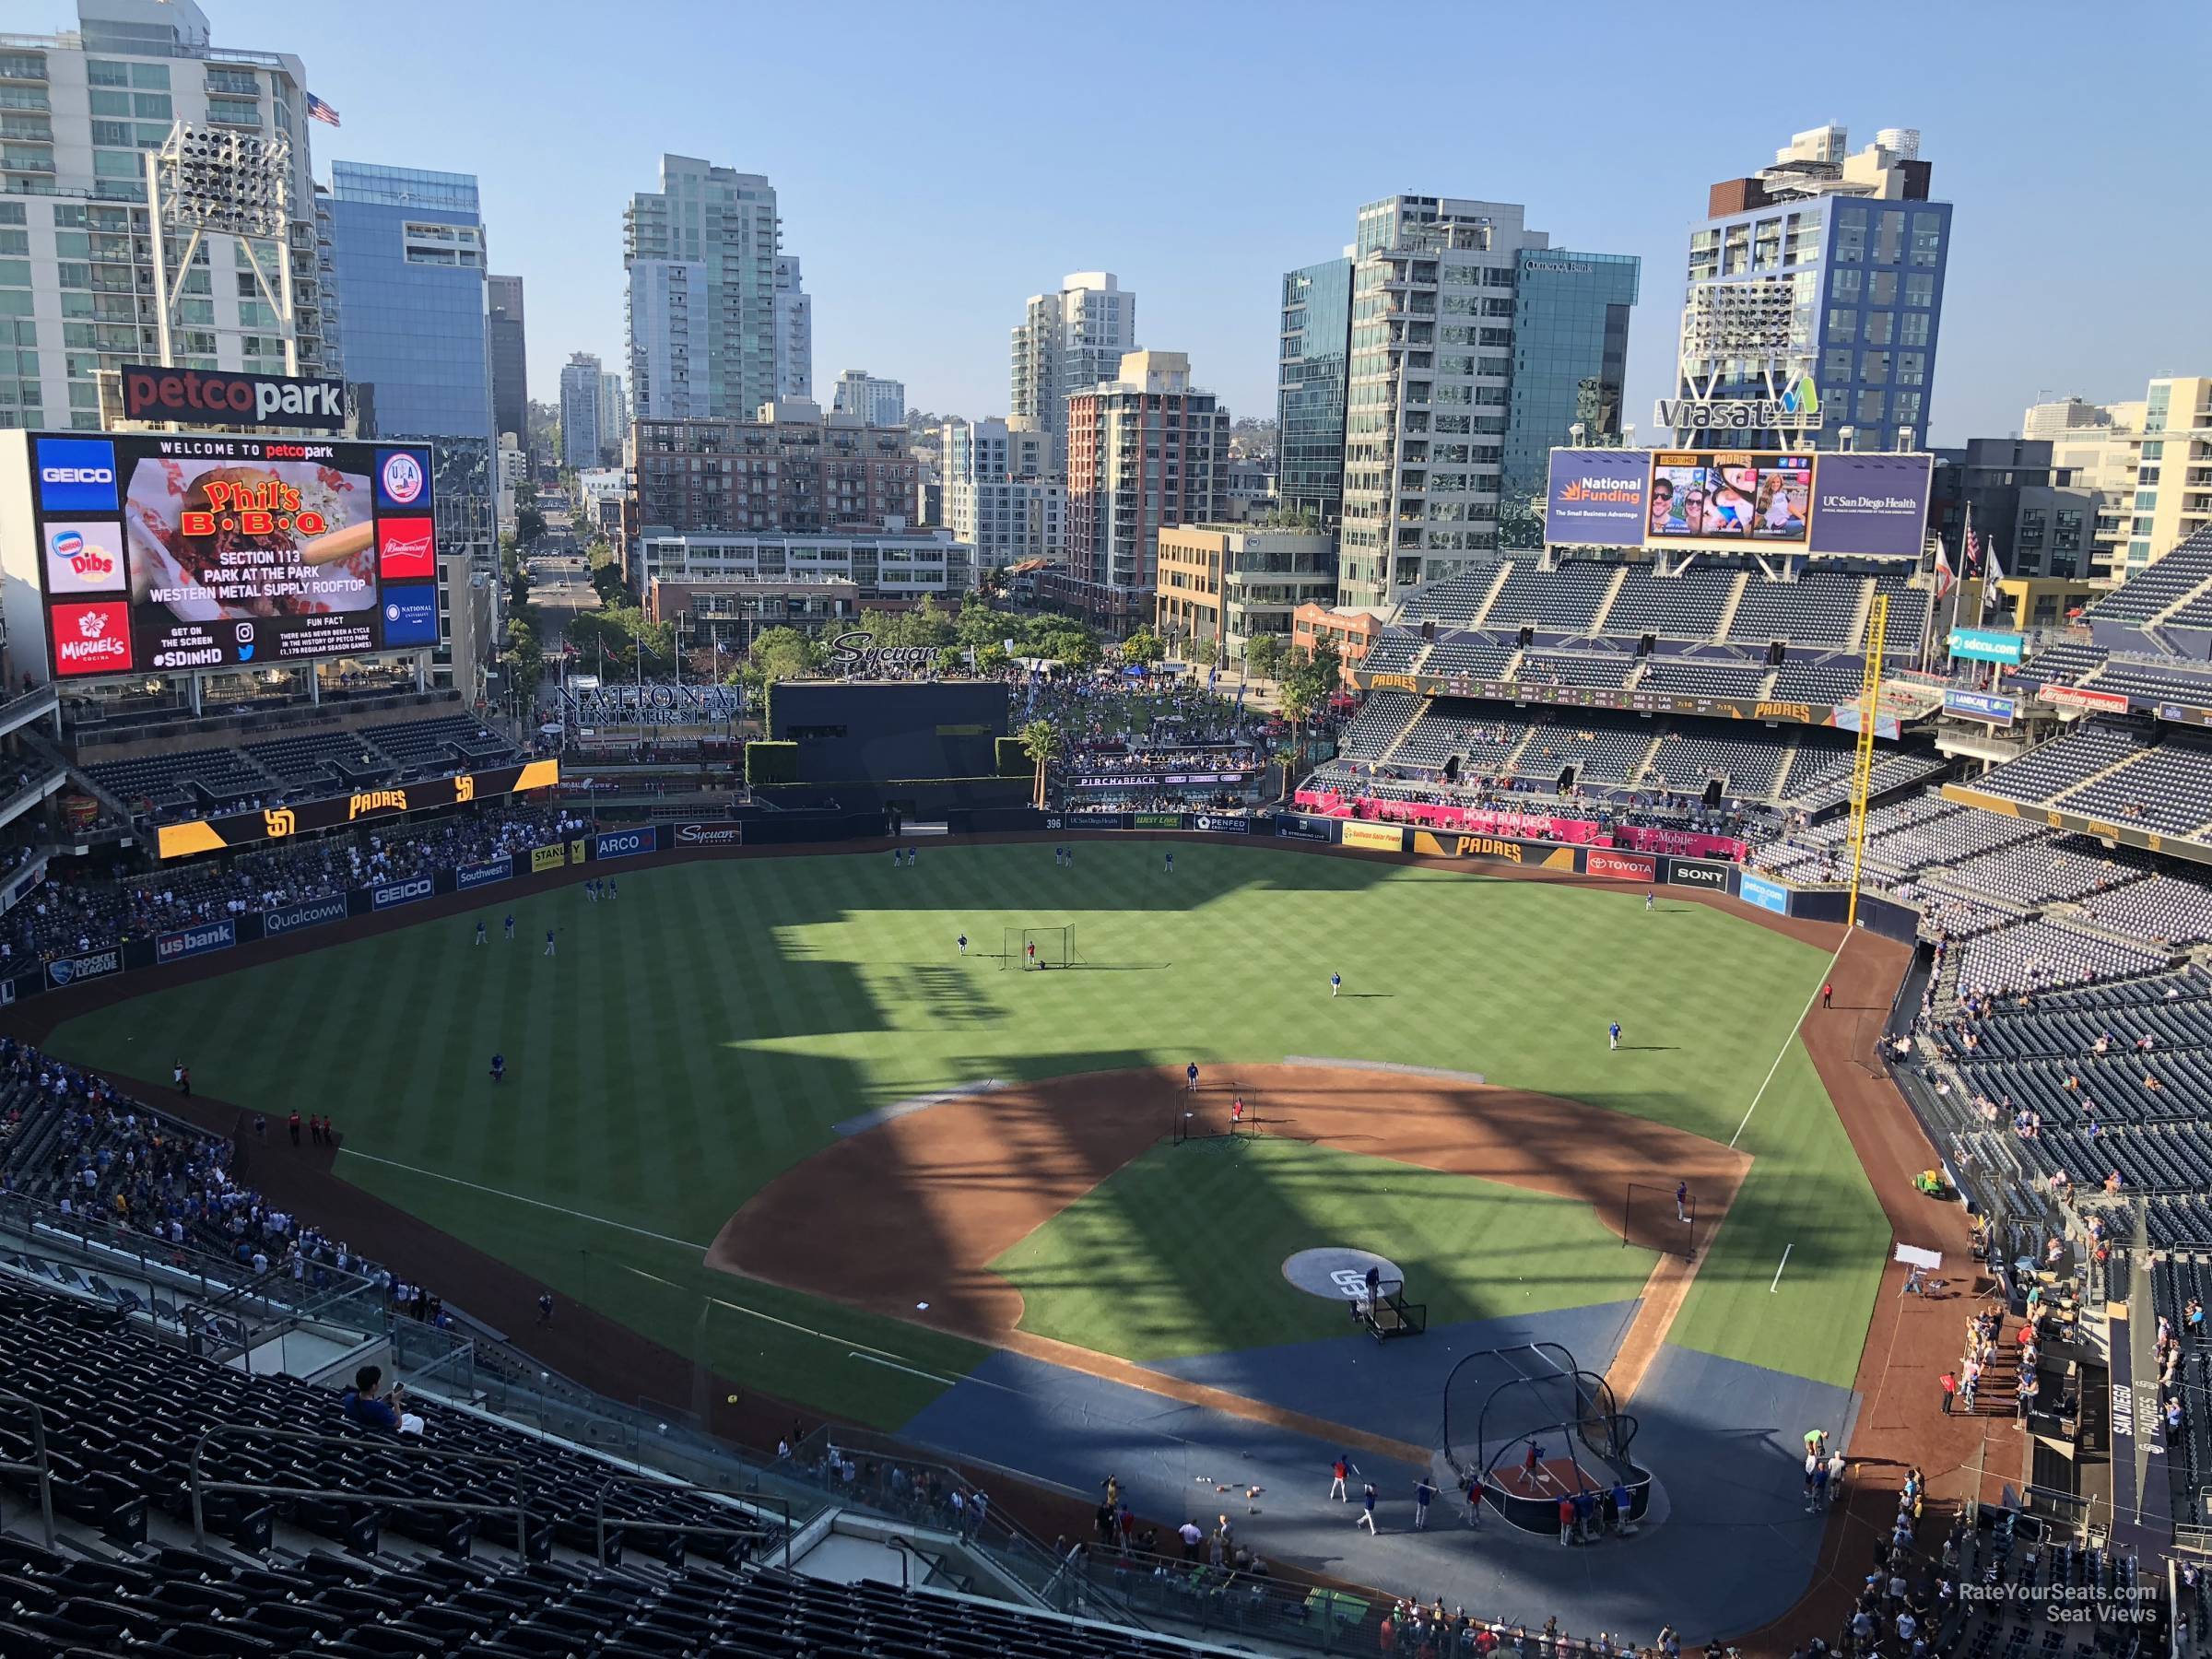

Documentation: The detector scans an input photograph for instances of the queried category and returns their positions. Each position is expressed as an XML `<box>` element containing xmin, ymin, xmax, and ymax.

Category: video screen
<box><xmin>28</xmin><ymin>431</ymin><xmax>436</xmax><ymax>677</ymax></box>
<box><xmin>1647</xmin><ymin>452</ymin><xmax>1810</xmax><ymax>544</ymax></box>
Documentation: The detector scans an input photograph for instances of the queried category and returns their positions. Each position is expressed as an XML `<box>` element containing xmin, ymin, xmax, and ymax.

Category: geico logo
<box><xmin>347</xmin><ymin>788</ymin><xmax>408</xmax><ymax>818</ymax></box>
<box><xmin>1460</xmin><ymin>836</ymin><xmax>1523</xmax><ymax>863</ymax></box>
<box><xmin>41</xmin><ymin>467</ymin><xmax>114</xmax><ymax>485</ymax></box>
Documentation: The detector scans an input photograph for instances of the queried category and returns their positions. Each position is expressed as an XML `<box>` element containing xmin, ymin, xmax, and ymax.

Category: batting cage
<box><xmin>1441</xmin><ymin>1342</ymin><xmax>1651</xmax><ymax>1535</ymax></box>
<box><xmin>1621</xmin><ymin>1181</ymin><xmax>1709</xmax><ymax>1260</ymax></box>
<box><xmin>1002</xmin><ymin>924</ymin><xmax>1077</xmax><ymax>970</ymax></box>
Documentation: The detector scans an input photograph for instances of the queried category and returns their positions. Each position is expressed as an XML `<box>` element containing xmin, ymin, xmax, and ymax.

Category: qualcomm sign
<box><xmin>1656</xmin><ymin>372</ymin><xmax>1823</xmax><ymax>434</ymax></box>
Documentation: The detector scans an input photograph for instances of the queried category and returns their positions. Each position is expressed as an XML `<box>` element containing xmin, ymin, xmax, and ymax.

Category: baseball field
<box><xmin>42</xmin><ymin>841</ymin><xmax>1890</xmax><ymax>1440</ymax></box>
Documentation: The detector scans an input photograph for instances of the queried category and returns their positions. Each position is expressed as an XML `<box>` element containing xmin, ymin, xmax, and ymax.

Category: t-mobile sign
<box><xmin>1544</xmin><ymin>450</ymin><xmax>1649</xmax><ymax>547</ymax></box>
<box><xmin>1807</xmin><ymin>453</ymin><xmax>1933</xmax><ymax>557</ymax></box>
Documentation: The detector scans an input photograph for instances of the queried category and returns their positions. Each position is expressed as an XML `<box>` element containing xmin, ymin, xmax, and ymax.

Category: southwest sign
<box><xmin>121</xmin><ymin>364</ymin><xmax>347</xmax><ymax>429</ymax></box>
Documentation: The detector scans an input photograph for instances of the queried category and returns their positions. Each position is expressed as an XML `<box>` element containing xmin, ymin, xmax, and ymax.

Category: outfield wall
<box><xmin>2</xmin><ymin>808</ymin><xmax>1900</xmax><ymax>1013</ymax></box>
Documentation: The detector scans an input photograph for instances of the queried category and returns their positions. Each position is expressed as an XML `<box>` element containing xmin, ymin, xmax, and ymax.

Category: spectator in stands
<box><xmin>339</xmin><ymin>1364</ymin><xmax>405</xmax><ymax>1431</ymax></box>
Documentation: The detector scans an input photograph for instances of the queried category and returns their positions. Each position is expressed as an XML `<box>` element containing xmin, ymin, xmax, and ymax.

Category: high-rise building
<box><xmin>625</xmin><ymin>155</ymin><xmax>782</xmax><ymax>421</ymax></box>
<box><xmin>596</xmin><ymin>370</ymin><xmax>628</xmax><ymax>464</ymax></box>
<box><xmin>831</xmin><ymin>371</ymin><xmax>904</xmax><ymax>429</ymax></box>
<box><xmin>1670</xmin><ymin>124</ymin><xmax>1950</xmax><ymax>455</ymax></box>
<box><xmin>772</xmin><ymin>255</ymin><xmax>811</xmax><ymax>402</ymax></box>
<box><xmin>632</xmin><ymin>401</ymin><xmax>918</xmax><ymax>536</ymax></box>
<box><xmin>559</xmin><ymin>352</ymin><xmax>603</xmax><ymax>471</ymax></box>
<box><xmin>1010</xmin><ymin>272</ymin><xmax>1135</xmax><ymax>470</ymax></box>
<box><xmin>0</xmin><ymin>0</ymin><xmax>328</xmax><ymax>431</ymax></box>
<box><xmin>487</xmin><ymin>273</ymin><xmax>528</xmax><ymax>447</ymax></box>
<box><xmin>1053</xmin><ymin>350</ymin><xmax>1228</xmax><ymax>631</ymax></box>
<box><xmin>942</xmin><ymin>418</ymin><xmax>1062</xmax><ymax>572</ymax></box>
<box><xmin>2022</xmin><ymin>396</ymin><xmax>2116</xmax><ymax>441</ymax></box>
<box><xmin>1339</xmin><ymin>195</ymin><xmax>1639</xmax><ymax>606</ymax></box>
<box><xmin>2013</xmin><ymin>377</ymin><xmax>2212</xmax><ymax>582</ymax></box>
<box><xmin>324</xmin><ymin>164</ymin><xmax>490</xmax><ymax>443</ymax></box>
<box><xmin>323</xmin><ymin>162</ymin><xmax>497</xmax><ymax>698</ymax></box>
<box><xmin>1276</xmin><ymin>255</ymin><xmax>1353</xmax><ymax>531</ymax></box>
<box><xmin>1503</xmin><ymin>251</ymin><xmax>1640</xmax><ymax>499</ymax></box>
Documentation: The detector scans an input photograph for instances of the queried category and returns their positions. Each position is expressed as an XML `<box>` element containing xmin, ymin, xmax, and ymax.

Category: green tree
<box><xmin>956</xmin><ymin>600</ymin><xmax>1013</xmax><ymax>650</ymax></box>
<box><xmin>589</xmin><ymin>559</ymin><xmax>629</xmax><ymax>607</ymax></box>
<box><xmin>905</xmin><ymin>594</ymin><xmax>956</xmax><ymax>647</ymax></box>
<box><xmin>516</xmin><ymin>504</ymin><xmax>547</xmax><ymax>548</ymax></box>
<box><xmin>973</xmin><ymin>641</ymin><xmax>1011</xmax><ymax>676</ymax></box>
<box><xmin>746</xmin><ymin>626</ymin><xmax>819</xmax><ymax>690</ymax></box>
<box><xmin>1121</xmin><ymin>625</ymin><xmax>1165</xmax><ymax>665</ymax></box>
<box><xmin>1028</xmin><ymin>620</ymin><xmax>1099</xmax><ymax>671</ymax></box>
<box><xmin>1277</xmin><ymin>639</ymin><xmax>1346</xmax><ymax>767</ymax></box>
<box><xmin>1243</xmin><ymin>632</ymin><xmax>1283</xmax><ymax>683</ymax></box>
<box><xmin>1017</xmin><ymin>717</ymin><xmax>1062</xmax><ymax>810</ymax></box>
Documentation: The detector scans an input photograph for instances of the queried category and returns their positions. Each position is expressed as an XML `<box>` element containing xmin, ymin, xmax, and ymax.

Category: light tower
<box><xmin>145</xmin><ymin>124</ymin><xmax>301</xmax><ymax>373</ymax></box>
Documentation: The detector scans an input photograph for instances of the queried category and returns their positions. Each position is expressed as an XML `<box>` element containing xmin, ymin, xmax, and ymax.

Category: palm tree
<box><xmin>1017</xmin><ymin>718</ymin><xmax>1062</xmax><ymax>811</ymax></box>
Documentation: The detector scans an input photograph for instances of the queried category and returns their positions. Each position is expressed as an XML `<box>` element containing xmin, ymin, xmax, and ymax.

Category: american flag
<box><xmin>1963</xmin><ymin>524</ymin><xmax>1983</xmax><ymax>577</ymax></box>
<box><xmin>305</xmin><ymin>93</ymin><xmax>341</xmax><ymax>127</ymax></box>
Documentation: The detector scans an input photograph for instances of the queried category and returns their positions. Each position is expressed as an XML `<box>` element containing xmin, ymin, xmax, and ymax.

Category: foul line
<box><xmin>1730</xmin><ymin>934</ymin><xmax>1852</xmax><ymax>1149</ymax></box>
<box><xmin>1771</xmin><ymin>1243</ymin><xmax>1794</xmax><ymax>1293</ymax></box>
<box><xmin>336</xmin><ymin>1147</ymin><xmax>710</xmax><ymax>1253</ymax></box>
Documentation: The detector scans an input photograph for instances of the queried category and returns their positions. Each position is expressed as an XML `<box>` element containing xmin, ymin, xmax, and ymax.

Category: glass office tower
<box><xmin>1277</xmin><ymin>256</ymin><xmax>1353</xmax><ymax>533</ymax></box>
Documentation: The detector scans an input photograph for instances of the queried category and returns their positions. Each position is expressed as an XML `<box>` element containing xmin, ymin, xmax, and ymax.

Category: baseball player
<box><xmin>1676</xmin><ymin>1181</ymin><xmax>1689</xmax><ymax>1222</ymax></box>
<box><xmin>544</xmin><ymin>928</ymin><xmax>557</xmax><ymax>958</ymax></box>
<box><xmin>958</xmin><ymin>933</ymin><xmax>969</xmax><ymax>957</ymax></box>
<box><xmin>1331</xmin><ymin>971</ymin><xmax>1342</xmax><ymax>998</ymax></box>
<box><xmin>1608</xmin><ymin>1020</ymin><xmax>1621</xmax><ymax>1051</ymax></box>
<box><xmin>1645</xmin><ymin>890</ymin><xmax>1654</xmax><ymax>912</ymax></box>
<box><xmin>503</xmin><ymin>912</ymin><xmax>515</xmax><ymax>941</ymax></box>
<box><xmin>1026</xmin><ymin>940</ymin><xmax>1037</xmax><ymax>970</ymax></box>
<box><xmin>490</xmin><ymin>1053</ymin><xmax>506</xmax><ymax>1085</ymax></box>
<box><xmin>1186</xmin><ymin>1061</ymin><xmax>1200</xmax><ymax>1093</ymax></box>
<box><xmin>474</xmin><ymin>919</ymin><xmax>487</xmax><ymax>945</ymax></box>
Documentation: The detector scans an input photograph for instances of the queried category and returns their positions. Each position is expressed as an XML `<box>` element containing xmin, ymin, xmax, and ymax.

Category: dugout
<box><xmin>762</xmin><ymin>680</ymin><xmax>1027</xmax><ymax>816</ymax></box>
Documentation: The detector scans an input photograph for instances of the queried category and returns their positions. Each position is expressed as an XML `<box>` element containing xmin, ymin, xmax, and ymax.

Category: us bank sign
<box><xmin>1656</xmin><ymin>371</ymin><xmax>1823</xmax><ymax>434</ymax></box>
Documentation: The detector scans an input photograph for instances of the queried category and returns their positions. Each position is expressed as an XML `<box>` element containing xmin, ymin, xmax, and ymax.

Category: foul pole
<box><xmin>1844</xmin><ymin>593</ymin><xmax>1889</xmax><ymax>930</ymax></box>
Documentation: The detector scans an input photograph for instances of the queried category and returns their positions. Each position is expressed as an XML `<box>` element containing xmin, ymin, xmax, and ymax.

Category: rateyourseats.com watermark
<box><xmin>1957</xmin><ymin>1583</ymin><xmax>2161</xmax><ymax>1624</ymax></box>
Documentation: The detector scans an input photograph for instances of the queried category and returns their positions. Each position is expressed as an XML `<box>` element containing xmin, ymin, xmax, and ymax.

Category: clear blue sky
<box><xmin>191</xmin><ymin>0</ymin><xmax>2210</xmax><ymax>443</ymax></box>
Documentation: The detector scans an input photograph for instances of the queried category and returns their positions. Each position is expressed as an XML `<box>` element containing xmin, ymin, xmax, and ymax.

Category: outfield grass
<box><xmin>993</xmin><ymin>1136</ymin><xmax>1658</xmax><ymax>1362</ymax></box>
<box><xmin>44</xmin><ymin>841</ymin><xmax>1883</xmax><ymax>1421</ymax></box>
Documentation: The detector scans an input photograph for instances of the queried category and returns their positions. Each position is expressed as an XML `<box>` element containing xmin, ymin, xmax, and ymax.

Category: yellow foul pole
<box><xmin>1844</xmin><ymin>593</ymin><xmax>1888</xmax><ymax>930</ymax></box>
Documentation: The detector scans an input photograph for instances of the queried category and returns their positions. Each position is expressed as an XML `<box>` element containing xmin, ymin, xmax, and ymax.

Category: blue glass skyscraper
<box><xmin>324</xmin><ymin>162</ymin><xmax>492</xmax><ymax>447</ymax></box>
<box><xmin>1504</xmin><ymin>251</ymin><xmax>1640</xmax><ymax>493</ymax></box>
<box><xmin>1277</xmin><ymin>256</ymin><xmax>1353</xmax><ymax>533</ymax></box>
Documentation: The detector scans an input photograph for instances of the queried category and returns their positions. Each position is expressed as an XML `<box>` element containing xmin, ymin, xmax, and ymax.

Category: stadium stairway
<box><xmin>1846</xmin><ymin>581</ymin><xmax>1877</xmax><ymax>661</ymax></box>
<box><xmin>1462</xmin><ymin>563</ymin><xmax>1515</xmax><ymax>630</ymax></box>
<box><xmin>1582</xmin><ymin>563</ymin><xmax>1632</xmax><ymax>634</ymax></box>
<box><xmin>1366</xmin><ymin>698</ymin><xmax>1435</xmax><ymax>769</ymax></box>
<box><xmin>1709</xmin><ymin>570</ymin><xmax>1752</xmax><ymax>642</ymax></box>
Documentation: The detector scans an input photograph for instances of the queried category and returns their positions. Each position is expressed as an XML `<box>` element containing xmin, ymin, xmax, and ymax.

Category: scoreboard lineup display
<box><xmin>18</xmin><ymin>429</ymin><xmax>439</xmax><ymax>678</ymax></box>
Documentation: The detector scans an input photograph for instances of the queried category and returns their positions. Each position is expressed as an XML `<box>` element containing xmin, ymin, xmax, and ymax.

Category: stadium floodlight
<box><xmin>145</xmin><ymin>123</ymin><xmax>300</xmax><ymax>375</ymax></box>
